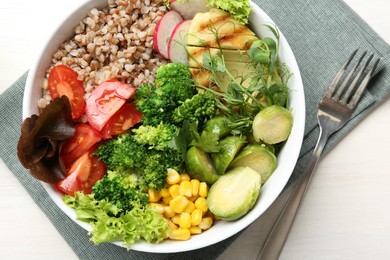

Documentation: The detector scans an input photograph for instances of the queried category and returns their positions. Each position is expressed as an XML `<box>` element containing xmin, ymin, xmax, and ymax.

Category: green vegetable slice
<box><xmin>229</xmin><ymin>144</ymin><xmax>277</xmax><ymax>185</ymax></box>
<box><xmin>207</xmin><ymin>166</ymin><xmax>261</xmax><ymax>220</ymax></box>
<box><xmin>211</xmin><ymin>135</ymin><xmax>247</xmax><ymax>175</ymax></box>
<box><xmin>252</xmin><ymin>105</ymin><xmax>293</xmax><ymax>144</ymax></box>
<box><xmin>185</xmin><ymin>146</ymin><xmax>219</xmax><ymax>185</ymax></box>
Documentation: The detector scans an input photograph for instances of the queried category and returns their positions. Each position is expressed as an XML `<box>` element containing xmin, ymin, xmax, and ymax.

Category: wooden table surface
<box><xmin>0</xmin><ymin>1</ymin><xmax>389</xmax><ymax>259</ymax></box>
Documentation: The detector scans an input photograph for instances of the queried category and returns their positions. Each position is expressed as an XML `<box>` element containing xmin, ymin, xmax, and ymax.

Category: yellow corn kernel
<box><xmin>159</xmin><ymin>188</ymin><xmax>170</xmax><ymax>198</ymax></box>
<box><xmin>180</xmin><ymin>173</ymin><xmax>191</xmax><ymax>182</ymax></box>
<box><xmin>179</xmin><ymin>212</ymin><xmax>192</xmax><ymax>229</ymax></box>
<box><xmin>194</xmin><ymin>197</ymin><xmax>208</xmax><ymax>213</ymax></box>
<box><xmin>199</xmin><ymin>182</ymin><xmax>208</xmax><ymax>197</ymax></box>
<box><xmin>166</xmin><ymin>219</ymin><xmax>178</xmax><ymax>231</ymax></box>
<box><xmin>179</xmin><ymin>181</ymin><xmax>193</xmax><ymax>197</ymax></box>
<box><xmin>199</xmin><ymin>217</ymin><xmax>213</xmax><ymax>230</ymax></box>
<box><xmin>167</xmin><ymin>168</ymin><xmax>181</xmax><ymax>185</ymax></box>
<box><xmin>169</xmin><ymin>195</ymin><xmax>189</xmax><ymax>213</ymax></box>
<box><xmin>169</xmin><ymin>228</ymin><xmax>191</xmax><ymax>240</ymax></box>
<box><xmin>191</xmin><ymin>179</ymin><xmax>200</xmax><ymax>197</ymax></box>
<box><xmin>168</xmin><ymin>184</ymin><xmax>180</xmax><ymax>198</ymax></box>
<box><xmin>191</xmin><ymin>208</ymin><xmax>203</xmax><ymax>226</ymax></box>
<box><xmin>148</xmin><ymin>189</ymin><xmax>161</xmax><ymax>203</ymax></box>
<box><xmin>189</xmin><ymin>226</ymin><xmax>202</xmax><ymax>235</ymax></box>
<box><xmin>171</xmin><ymin>215</ymin><xmax>181</xmax><ymax>225</ymax></box>
<box><xmin>184</xmin><ymin>200</ymin><xmax>195</xmax><ymax>214</ymax></box>
<box><xmin>149</xmin><ymin>203</ymin><xmax>164</xmax><ymax>214</ymax></box>
<box><xmin>163</xmin><ymin>206</ymin><xmax>176</xmax><ymax>218</ymax></box>
<box><xmin>162</xmin><ymin>196</ymin><xmax>173</xmax><ymax>205</ymax></box>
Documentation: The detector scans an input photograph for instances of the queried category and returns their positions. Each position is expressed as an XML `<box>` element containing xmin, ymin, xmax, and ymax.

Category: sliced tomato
<box><xmin>48</xmin><ymin>65</ymin><xmax>86</xmax><ymax>120</ymax></box>
<box><xmin>86</xmin><ymin>80</ymin><xmax>136</xmax><ymax>131</ymax></box>
<box><xmin>56</xmin><ymin>147</ymin><xmax>106</xmax><ymax>196</ymax></box>
<box><xmin>101</xmin><ymin>103</ymin><xmax>142</xmax><ymax>139</ymax></box>
<box><xmin>60</xmin><ymin>123</ymin><xmax>102</xmax><ymax>169</ymax></box>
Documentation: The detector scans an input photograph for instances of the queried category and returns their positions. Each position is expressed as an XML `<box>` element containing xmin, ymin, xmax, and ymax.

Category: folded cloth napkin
<box><xmin>0</xmin><ymin>0</ymin><xmax>389</xmax><ymax>259</ymax></box>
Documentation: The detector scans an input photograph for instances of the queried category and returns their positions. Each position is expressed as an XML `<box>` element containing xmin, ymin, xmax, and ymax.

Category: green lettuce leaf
<box><xmin>63</xmin><ymin>192</ymin><xmax>169</xmax><ymax>249</ymax></box>
<box><xmin>207</xmin><ymin>0</ymin><xmax>251</xmax><ymax>24</ymax></box>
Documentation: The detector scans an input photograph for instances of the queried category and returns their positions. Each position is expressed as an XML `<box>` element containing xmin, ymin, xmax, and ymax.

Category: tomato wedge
<box><xmin>60</xmin><ymin>123</ymin><xmax>102</xmax><ymax>169</ymax></box>
<box><xmin>86</xmin><ymin>80</ymin><xmax>136</xmax><ymax>131</ymax></box>
<box><xmin>48</xmin><ymin>65</ymin><xmax>86</xmax><ymax>119</ymax></box>
<box><xmin>101</xmin><ymin>103</ymin><xmax>142</xmax><ymax>139</ymax></box>
<box><xmin>56</xmin><ymin>146</ymin><xmax>106</xmax><ymax>196</ymax></box>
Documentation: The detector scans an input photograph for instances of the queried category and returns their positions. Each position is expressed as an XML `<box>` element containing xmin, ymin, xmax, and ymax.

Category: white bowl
<box><xmin>23</xmin><ymin>0</ymin><xmax>305</xmax><ymax>253</ymax></box>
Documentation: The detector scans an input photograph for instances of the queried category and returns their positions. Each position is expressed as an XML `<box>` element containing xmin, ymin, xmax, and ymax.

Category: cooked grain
<box><xmin>39</xmin><ymin>0</ymin><xmax>167</xmax><ymax>110</ymax></box>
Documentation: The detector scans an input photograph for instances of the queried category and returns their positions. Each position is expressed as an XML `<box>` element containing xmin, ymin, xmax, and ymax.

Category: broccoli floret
<box><xmin>132</xmin><ymin>122</ymin><xmax>178</xmax><ymax>151</ymax></box>
<box><xmin>92</xmin><ymin>171</ymin><xmax>148</xmax><ymax>213</ymax></box>
<box><xmin>133</xmin><ymin>83</ymin><xmax>155</xmax><ymax>108</ymax></box>
<box><xmin>94</xmin><ymin>133</ymin><xmax>182</xmax><ymax>191</ymax></box>
<box><xmin>155</xmin><ymin>62</ymin><xmax>195</xmax><ymax>98</ymax></box>
<box><xmin>94</xmin><ymin>134</ymin><xmax>140</xmax><ymax>171</ymax></box>
<box><xmin>173</xmin><ymin>91</ymin><xmax>218</xmax><ymax>125</ymax></box>
<box><xmin>134</xmin><ymin>63</ymin><xmax>197</xmax><ymax>126</ymax></box>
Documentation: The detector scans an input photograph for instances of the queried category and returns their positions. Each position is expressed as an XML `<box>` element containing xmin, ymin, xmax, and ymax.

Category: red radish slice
<box><xmin>168</xmin><ymin>20</ymin><xmax>192</xmax><ymax>64</ymax></box>
<box><xmin>153</xmin><ymin>10</ymin><xmax>183</xmax><ymax>59</ymax></box>
<box><xmin>170</xmin><ymin>0</ymin><xmax>210</xmax><ymax>20</ymax></box>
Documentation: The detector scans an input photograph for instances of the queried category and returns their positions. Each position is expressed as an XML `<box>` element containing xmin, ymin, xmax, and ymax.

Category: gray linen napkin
<box><xmin>1</xmin><ymin>0</ymin><xmax>389</xmax><ymax>259</ymax></box>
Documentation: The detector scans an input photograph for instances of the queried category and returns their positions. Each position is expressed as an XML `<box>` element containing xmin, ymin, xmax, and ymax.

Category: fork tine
<box><xmin>347</xmin><ymin>57</ymin><xmax>381</xmax><ymax>108</ymax></box>
<box><xmin>324</xmin><ymin>49</ymin><xmax>358</xmax><ymax>99</ymax></box>
<box><xmin>340</xmin><ymin>53</ymin><xmax>373</xmax><ymax>104</ymax></box>
<box><xmin>334</xmin><ymin>51</ymin><xmax>367</xmax><ymax>100</ymax></box>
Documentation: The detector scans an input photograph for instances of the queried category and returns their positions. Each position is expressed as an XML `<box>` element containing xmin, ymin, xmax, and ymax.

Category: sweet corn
<box><xmin>163</xmin><ymin>206</ymin><xmax>176</xmax><ymax>218</ymax></box>
<box><xmin>169</xmin><ymin>228</ymin><xmax>191</xmax><ymax>240</ymax></box>
<box><xmin>169</xmin><ymin>195</ymin><xmax>189</xmax><ymax>213</ymax></box>
<box><xmin>199</xmin><ymin>217</ymin><xmax>213</xmax><ymax>230</ymax></box>
<box><xmin>199</xmin><ymin>182</ymin><xmax>208</xmax><ymax>197</ymax></box>
<box><xmin>184</xmin><ymin>200</ymin><xmax>195</xmax><ymax>214</ymax></box>
<box><xmin>162</xmin><ymin>196</ymin><xmax>173</xmax><ymax>205</ymax></box>
<box><xmin>159</xmin><ymin>188</ymin><xmax>170</xmax><ymax>198</ymax></box>
<box><xmin>171</xmin><ymin>215</ymin><xmax>181</xmax><ymax>225</ymax></box>
<box><xmin>179</xmin><ymin>212</ymin><xmax>192</xmax><ymax>229</ymax></box>
<box><xmin>179</xmin><ymin>181</ymin><xmax>192</xmax><ymax>197</ymax></box>
<box><xmin>166</xmin><ymin>219</ymin><xmax>178</xmax><ymax>231</ymax></box>
<box><xmin>194</xmin><ymin>197</ymin><xmax>208</xmax><ymax>213</ymax></box>
<box><xmin>191</xmin><ymin>179</ymin><xmax>200</xmax><ymax>197</ymax></box>
<box><xmin>168</xmin><ymin>184</ymin><xmax>180</xmax><ymax>198</ymax></box>
<box><xmin>180</xmin><ymin>173</ymin><xmax>191</xmax><ymax>182</ymax></box>
<box><xmin>189</xmin><ymin>226</ymin><xmax>202</xmax><ymax>235</ymax></box>
<box><xmin>150</xmin><ymin>171</ymin><xmax>215</xmax><ymax>241</ymax></box>
<box><xmin>167</xmin><ymin>168</ymin><xmax>181</xmax><ymax>185</ymax></box>
<box><xmin>191</xmin><ymin>209</ymin><xmax>203</xmax><ymax>226</ymax></box>
<box><xmin>148</xmin><ymin>189</ymin><xmax>161</xmax><ymax>202</ymax></box>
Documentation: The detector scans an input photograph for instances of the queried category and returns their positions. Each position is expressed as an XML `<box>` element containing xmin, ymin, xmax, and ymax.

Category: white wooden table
<box><xmin>1</xmin><ymin>1</ymin><xmax>389</xmax><ymax>259</ymax></box>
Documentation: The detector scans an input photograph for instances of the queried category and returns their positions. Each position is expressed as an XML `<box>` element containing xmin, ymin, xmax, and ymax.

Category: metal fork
<box><xmin>257</xmin><ymin>49</ymin><xmax>381</xmax><ymax>260</ymax></box>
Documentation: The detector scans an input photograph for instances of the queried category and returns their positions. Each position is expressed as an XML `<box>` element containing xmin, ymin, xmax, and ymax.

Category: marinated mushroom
<box><xmin>17</xmin><ymin>96</ymin><xmax>76</xmax><ymax>183</ymax></box>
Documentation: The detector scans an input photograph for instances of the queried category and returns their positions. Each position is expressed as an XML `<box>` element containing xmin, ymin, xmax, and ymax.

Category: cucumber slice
<box><xmin>207</xmin><ymin>166</ymin><xmax>261</xmax><ymax>221</ymax></box>
<box><xmin>229</xmin><ymin>144</ymin><xmax>277</xmax><ymax>185</ymax></box>
<box><xmin>185</xmin><ymin>146</ymin><xmax>219</xmax><ymax>185</ymax></box>
<box><xmin>211</xmin><ymin>135</ymin><xmax>247</xmax><ymax>175</ymax></box>
<box><xmin>252</xmin><ymin>105</ymin><xmax>293</xmax><ymax>144</ymax></box>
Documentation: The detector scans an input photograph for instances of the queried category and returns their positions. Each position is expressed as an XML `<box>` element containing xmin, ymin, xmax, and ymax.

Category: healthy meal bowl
<box><xmin>20</xmin><ymin>0</ymin><xmax>305</xmax><ymax>253</ymax></box>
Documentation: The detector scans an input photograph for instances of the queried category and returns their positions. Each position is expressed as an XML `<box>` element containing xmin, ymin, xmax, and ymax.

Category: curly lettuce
<box><xmin>63</xmin><ymin>192</ymin><xmax>169</xmax><ymax>249</ymax></box>
<box><xmin>207</xmin><ymin>0</ymin><xmax>251</xmax><ymax>24</ymax></box>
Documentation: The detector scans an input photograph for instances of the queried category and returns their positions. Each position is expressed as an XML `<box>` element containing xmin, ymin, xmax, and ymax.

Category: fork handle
<box><xmin>257</xmin><ymin>126</ymin><xmax>332</xmax><ymax>260</ymax></box>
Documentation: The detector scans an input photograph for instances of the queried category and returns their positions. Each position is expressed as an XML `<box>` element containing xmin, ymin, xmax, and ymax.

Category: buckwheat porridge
<box><xmin>38</xmin><ymin>0</ymin><xmax>168</xmax><ymax>110</ymax></box>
